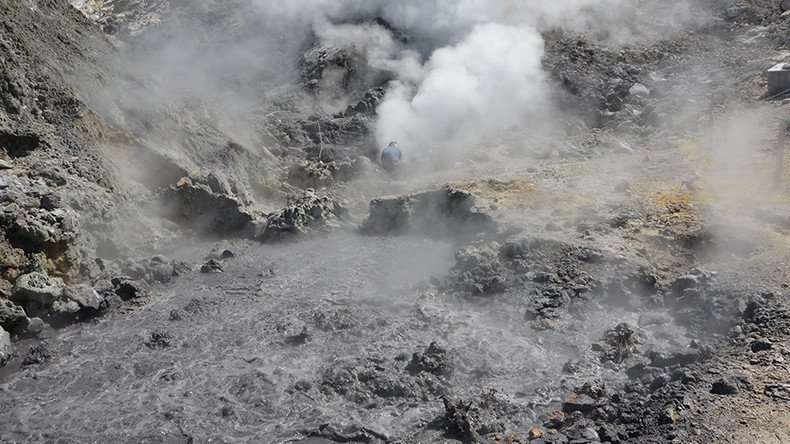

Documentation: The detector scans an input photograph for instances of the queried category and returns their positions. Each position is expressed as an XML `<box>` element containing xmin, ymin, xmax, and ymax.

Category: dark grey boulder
<box><xmin>112</xmin><ymin>278</ymin><xmax>149</xmax><ymax>300</ymax></box>
<box><xmin>562</xmin><ymin>393</ymin><xmax>596</xmax><ymax>413</ymax></box>
<box><xmin>255</xmin><ymin>190</ymin><xmax>348</xmax><ymax>242</ymax></box>
<box><xmin>62</xmin><ymin>285</ymin><xmax>103</xmax><ymax>311</ymax></box>
<box><xmin>161</xmin><ymin>178</ymin><xmax>254</xmax><ymax>235</ymax></box>
<box><xmin>710</xmin><ymin>377</ymin><xmax>740</xmax><ymax>395</ymax></box>
<box><xmin>0</xmin><ymin>298</ymin><xmax>27</xmax><ymax>329</ymax></box>
<box><xmin>711</xmin><ymin>375</ymin><xmax>754</xmax><ymax>395</ymax></box>
<box><xmin>200</xmin><ymin>259</ymin><xmax>223</xmax><ymax>273</ymax></box>
<box><xmin>361</xmin><ymin>186</ymin><xmax>497</xmax><ymax>238</ymax></box>
<box><xmin>750</xmin><ymin>339</ymin><xmax>773</xmax><ymax>352</ymax></box>
<box><xmin>22</xmin><ymin>317</ymin><xmax>45</xmax><ymax>337</ymax></box>
<box><xmin>11</xmin><ymin>272</ymin><xmax>65</xmax><ymax>306</ymax></box>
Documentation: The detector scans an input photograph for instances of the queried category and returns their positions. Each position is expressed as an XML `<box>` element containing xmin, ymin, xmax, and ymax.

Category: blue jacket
<box><xmin>381</xmin><ymin>146</ymin><xmax>402</xmax><ymax>163</ymax></box>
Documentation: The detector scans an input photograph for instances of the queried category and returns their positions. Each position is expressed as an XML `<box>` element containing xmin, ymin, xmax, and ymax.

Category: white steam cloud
<box><xmin>376</xmin><ymin>24</ymin><xmax>549</xmax><ymax>155</ymax></box>
<box><xmin>254</xmin><ymin>0</ymin><xmax>704</xmax><ymax>159</ymax></box>
<box><xmin>87</xmin><ymin>0</ymin><xmax>704</xmax><ymax>167</ymax></box>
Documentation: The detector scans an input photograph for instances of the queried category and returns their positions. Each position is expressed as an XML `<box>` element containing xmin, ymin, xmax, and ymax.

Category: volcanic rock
<box><xmin>146</xmin><ymin>257</ymin><xmax>175</xmax><ymax>283</ymax></box>
<box><xmin>0</xmin><ymin>298</ymin><xmax>26</xmax><ymax>330</ymax></box>
<box><xmin>145</xmin><ymin>330</ymin><xmax>173</xmax><ymax>349</ymax></box>
<box><xmin>21</xmin><ymin>340</ymin><xmax>54</xmax><ymax>368</ymax></box>
<box><xmin>161</xmin><ymin>179</ymin><xmax>254</xmax><ymax>235</ymax></box>
<box><xmin>62</xmin><ymin>284</ymin><xmax>103</xmax><ymax>311</ymax></box>
<box><xmin>284</xmin><ymin>326</ymin><xmax>311</xmax><ymax>346</ymax></box>
<box><xmin>750</xmin><ymin>338</ymin><xmax>773</xmax><ymax>352</ymax></box>
<box><xmin>304</xmin><ymin>423</ymin><xmax>390</xmax><ymax>444</ymax></box>
<box><xmin>255</xmin><ymin>190</ymin><xmax>348</xmax><ymax>242</ymax></box>
<box><xmin>11</xmin><ymin>272</ymin><xmax>65</xmax><ymax>306</ymax></box>
<box><xmin>22</xmin><ymin>317</ymin><xmax>45</xmax><ymax>337</ymax></box>
<box><xmin>451</xmin><ymin>246</ymin><xmax>509</xmax><ymax>294</ymax></box>
<box><xmin>647</xmin><ymin>349</ymin><xmax>707</xmax><ymax>368</ymax></box>
<box><xmin>205</xmin><ymin>249</ymin><xmax>236</xmax><ymax>261</ymax></box>
<box><xmin>201</xmin><ymin>259</ymin><xmax>224</xmax><ymax>273</ymax></box>
<box><xmin>710</xmin><ymin>375</ymin><xmax>754</xmax><ymax>395</ymax></box>
<box><xmin>441</xmin><ymin>395</ymin><xmax>479</xmax><ymax>442</ymax></box>
<box><xmin>565</xmin><ymin>423</ymin><xmax>601</xmax><ymax>442</ymax></box>
<box><xmin>544</xmin><ymin>410</ymin><xmax>567</xmax><ymax>429</ymax></box>
<box><xmin>710</xmin><ymin>377</ymin><xmax>740</xmax><ymax>395</ymax></box>
<box><xmin>113</xmin><ymin>279</ymin><xmax>149</xmax><ymax>300</ymax></box>
<box><xmin>629</xmin><ymin>83</ymin><xmax>650</xmax><ymax>97</ymax></box>
<box><xmin>405</xmin><ymin>342</ymin><xmax>452</xmax><ymax>377</ymax></box>
<box><xmin>562</xmin><ymin>394</ymin><xmax>596</xmax><ymax>414</ymax></box>
<box><xmin>595</xmin><ymin>323</ymin><xmax>644</xmax><ymax>364</ymax></box>
<box><xmin>0</xmin><ymin>326</ymin><xmax>11</xmax><ymax>367</ymax></box>
<box><xmin>288</xmin><ymin>159</ymin><xmax>367</xmax><ymax>189</ymax></box>
<box><xmin>361</xmin><ymin>187</ymin><xmax>496</xmax><ymax>238</ymax></box>
<box><xmin>50</xmin><ymin>298</ymin><xmax>80</xmax><ymax>316</ymax></box>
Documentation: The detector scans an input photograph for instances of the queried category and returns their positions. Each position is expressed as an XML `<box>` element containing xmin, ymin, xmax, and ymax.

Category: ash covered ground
<box><xmin>1</xmin><ymin>1</ymin><xmax>790</xmax><ymax>443</ymax></box>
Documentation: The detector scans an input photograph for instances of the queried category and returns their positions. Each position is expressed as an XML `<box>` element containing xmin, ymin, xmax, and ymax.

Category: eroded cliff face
<box><xmin>0</xmin><ymin>0</ymin><xmax>286</xmax><ymax>333</ymax></box>
<box><xmin>0</xmin><ymin>0</ymin><xmax>132</xmax><ymax>314</ymax></box>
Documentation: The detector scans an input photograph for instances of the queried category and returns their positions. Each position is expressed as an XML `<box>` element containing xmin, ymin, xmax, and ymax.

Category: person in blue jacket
<box><xmin>380</xmin><ymin>141</ymin><xmax>402</xmax><ymax>173</ymax></box>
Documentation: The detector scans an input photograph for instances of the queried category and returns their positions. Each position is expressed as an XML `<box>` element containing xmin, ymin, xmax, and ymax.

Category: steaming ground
<box><xmin>2</xmin><ymin>131</ymin><xmax>790</xmax><ymax>442</ymax></box>
<box><xmin>3</xmin><ymin>1</ymin><xmax>790</xmax><ymax>443</ymax></box>
<box><xmin>3</xmin><ymin>132</ymin><xmax>785</xmax><ymax>442</ymax></box>
<box><xmin>0</xmin><ymin>232</ymin><xmax>692</xmax><ymax>443</ymax></box>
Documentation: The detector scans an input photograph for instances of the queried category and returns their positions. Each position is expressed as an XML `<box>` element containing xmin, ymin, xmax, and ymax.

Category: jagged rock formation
<box><xmin>361</xmin><ymin>187</ymin><xmax>498</xmax><ymax>238</ymax></box>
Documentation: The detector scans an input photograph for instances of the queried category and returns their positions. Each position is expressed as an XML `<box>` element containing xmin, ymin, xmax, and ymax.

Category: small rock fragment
<box><xmin>22</xmin><ymin>317</ymin><xmax>45</xmax><ymax>337</ymax></box>
<box><xmin>201</xmin><ymin>259</ymin><xmax>224</xmax><ymax>273</ymax></box>
<box><xmin>145</xmin><ymin>331</ymin><xmax>173</xmax><ymax>349</ymax></box>
<box><xmin>629</xmin><ymin>83</ymin><xmax>650</xmax><ymax>97</ymax></box>
<box><xmin>710</xmin><ymin>376</ymin><xmax>753</xmax><ymax>395</ymax></box>
<box><xmin>562</xmin><ymin>394</ymin><xmax>596</xmax><ymax>413</ymax></box>
<box><xmin>406</xmin><ymin>342</ymin><xmax>452</xmax><ymax>377</ymax></box>
<box><xmin>544</xmin><ymin>410</ymin><xmax>566</xmax><ymax>429</ymax></box>
<box><xmin>750</xmin><ymin>339</ymin><xmax>773</xmax><ymax>352</ymax></box>
<box><xmin>22</xmin><ymin>340</ymin><xmax>54</xmax><ymax>368</ymax></box>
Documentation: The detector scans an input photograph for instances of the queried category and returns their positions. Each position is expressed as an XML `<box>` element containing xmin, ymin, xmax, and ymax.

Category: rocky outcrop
<box><xmin>361</xmin><ymin>187</ymin><xmax>497</xmax><ymax>239</ymax></box>
<box><xmin>9</xmin><ymin>271</ymin><xmax>108</xmax><ymax>322</ymax></box>
<box><xmin>300</xmin><ymin>44</ymin><xmax>371</xmax><ymax>97</ymax></box>
<box><xmin>11</xmin><ymin>272</ymin><xmax>66</xmax><ymax>314</ymax></box>
<box><xmin>255</xmin><ymin>190</ymin><xmax>349</xmax><ymax>242</ymax></box>
<box><xmin>287</xmin><ymin>157</ymin><xmax>373</xmax><ymax>189</ymax></box>
<box><xmin>160</xmin><ymin>177</ymin><xmax>254</xmax><ymax>235</ymax></box>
